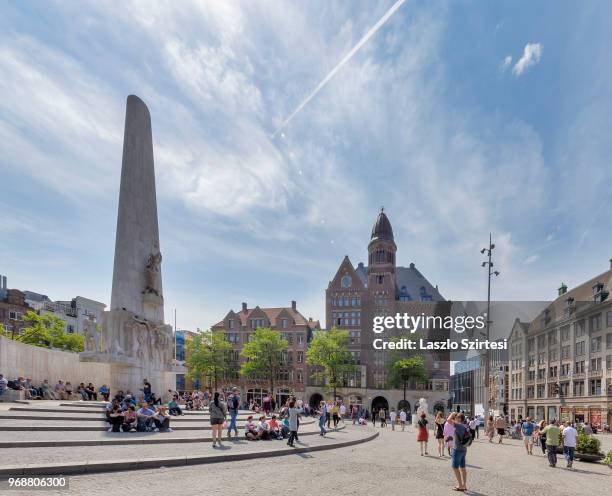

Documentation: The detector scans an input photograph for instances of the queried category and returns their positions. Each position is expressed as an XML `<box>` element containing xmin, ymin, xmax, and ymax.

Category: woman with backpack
<box><xmin>416</xmin><ymin>412</ymin><xmax>429</xmax><ymax>455</ymax></box>
<box><xmin>209</xmin><ymin>391</ymin><xmax>227</xmax><ymax>448</ymax></box>
<box><xmin>450</xmin><ymin>412</ymin><xmax>471</xmax><ymax>492</ymax></box>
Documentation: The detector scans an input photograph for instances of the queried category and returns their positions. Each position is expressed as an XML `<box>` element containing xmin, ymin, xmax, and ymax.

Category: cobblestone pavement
<box><xmin>8</xmin><ymin>424</ymin><xmax>608</xmax><ymax>496</ymax></box>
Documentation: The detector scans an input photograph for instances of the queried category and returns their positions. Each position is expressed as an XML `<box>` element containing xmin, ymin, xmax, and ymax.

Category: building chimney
<box><xmin>1</xmin><ymin>275</ymin><xmax>6</xmax><ymax>289</ymax></box>
<box><xmin>291</xmin><ymin>300</ymin><xmax>297</xmax><ymax>311</ymax></box>
<box><xmin>609</xmin><ymin>258</ymin><xmax>612</xmax><ymax>269</ymax></box>
<box><xmin>242</xmin><ymin>302</ymin><xmax>247</xmax><ymax>312</ymax></box>
<box><xmin>558</xmin><ymin>282</ymin><xmax>567</xmax><ymax>296</ymax></box>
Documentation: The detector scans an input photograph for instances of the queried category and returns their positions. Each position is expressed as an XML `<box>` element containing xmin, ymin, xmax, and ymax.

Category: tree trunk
<box><xmin>333</xmin><ymin>375</ymin><xmax>337</xmax><ymax>401</ymax></box>
<box><xmin>403</xmin><ymin>380</ymin><xmax>407</xmax><ymax>401</ymax></box>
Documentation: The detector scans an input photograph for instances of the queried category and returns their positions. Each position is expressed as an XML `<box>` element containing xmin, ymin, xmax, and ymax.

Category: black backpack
<box><xmin>459</xmin><ymin>426</ymin><xmax>473</xmax><ymax>447</ymax></box>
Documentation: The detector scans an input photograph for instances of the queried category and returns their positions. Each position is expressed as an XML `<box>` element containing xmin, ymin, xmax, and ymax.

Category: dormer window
<box><xmin>592</xmin><ymin>282</ymin><xmax>609</xmax><ymax>303</ymax></box>
<box><xmin>228</xmin><ymin>319</ymin><xmax>234</xmax><ymax>329</ymax></box>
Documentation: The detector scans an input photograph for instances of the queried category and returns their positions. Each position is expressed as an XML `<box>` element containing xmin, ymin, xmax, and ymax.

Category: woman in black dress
<box><xmin>434</xmin><ymin>411</ymin><xmax>445</xmax><ymax>457</ymax></box>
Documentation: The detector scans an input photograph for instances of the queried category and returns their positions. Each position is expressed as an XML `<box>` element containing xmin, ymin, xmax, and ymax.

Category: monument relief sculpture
<box><xmin>143</xmin><ymin>251</ymin><xmax>162</xmax><ymax>296</ymax></box>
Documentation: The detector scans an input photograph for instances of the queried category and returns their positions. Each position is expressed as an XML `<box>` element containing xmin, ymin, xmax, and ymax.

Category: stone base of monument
<box><xmin>80</xmin><ymin>309</ymin><xmax>174</xmax><ymax>397</ymax></box>
<box><xmin>0</xmin><ymin>402</ymin><xmax>378</xmax><ymax>475</ymax></box>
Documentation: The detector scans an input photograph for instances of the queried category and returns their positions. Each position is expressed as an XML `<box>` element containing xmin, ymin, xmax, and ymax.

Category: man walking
<box><xmin>494</xmin><ymin>415</ymin><xmax>506</xmax><ymax>444</ymax></box>
<box><xmin>541</xmin><ymin>419</ymin><xmax>561</xmax><ymax>467</ymax></box>
<box><xmin>389</xmin><ymin>408</ymin><xmax>397</xmax><ymax>431</ymax></box>
<box><xmin>521</xmin><ymin>416</ymin><xmax>535</xmax><ymax>455</ymax></box>
<box><xmin>562</xmin><ymin>421</ymin><xmax>577</xmax><ymax>468</ymax></box>
<box><xmin>400</xmin><ymin>409</ymin><xmax>407</xmax><ymax>431</ymax></box>
<box><xmin>226</xmin><ymin>387</ymin><xmax>240</xmax><ymax>438</ymax></box>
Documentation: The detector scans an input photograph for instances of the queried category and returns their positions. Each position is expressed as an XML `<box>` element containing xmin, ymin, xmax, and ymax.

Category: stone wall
<box><xmin>0</xmin><ymin>335</ymin><xmax>112</xmax><ymax>385</ymax></box>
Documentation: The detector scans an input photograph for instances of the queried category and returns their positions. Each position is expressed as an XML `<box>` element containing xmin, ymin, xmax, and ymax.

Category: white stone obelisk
<box><xmin>81</xmin><ymin>95</ymin><xmax>174</xmax><ymax>398</ymax></box>
<box><xmin>110</xmin><ymin>95</ymin><xmax>164</xmax><ymax>323</ymax></box>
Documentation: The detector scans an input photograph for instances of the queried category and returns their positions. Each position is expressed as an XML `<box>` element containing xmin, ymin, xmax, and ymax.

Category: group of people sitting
<box><xmin>0</xmin><ymin>374</ymin><xmax>110</xmax><ymax>401</ymax></box>
<box><xmin>105</xmin><ymin>389</ymin><xmax>172</xmax><ymax>433</ymax></box>
<box><xmin>244</xmin><ymin>414</ymin><xmax>291</xmax><ymax>441</ymax></box>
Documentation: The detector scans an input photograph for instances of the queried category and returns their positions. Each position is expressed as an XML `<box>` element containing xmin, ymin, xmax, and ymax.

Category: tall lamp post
<box><xmin>481</xmin><ymin>233</ymin><xmax>500</xmax><ymax>415</ymax></box>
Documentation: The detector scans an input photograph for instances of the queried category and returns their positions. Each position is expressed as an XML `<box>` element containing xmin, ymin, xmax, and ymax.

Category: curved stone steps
<box><xmin>0</xmin><ymin>413</ymin><xmax>256</xmax><ymax>422</ymax></box>
<box><xmin>0</xmin><ymin>425</ymin><xmax>345</xmax><ymax>448</ymax></box>
<box><xmin>0</xmin><ymin>427</ymin><xmax>378</xmax><ymax>475</ymax></box>
<box><xmin>0</xmin><ymin>418</ymin><xmax>315</xmax><ymax>431</ymax></box>
<box><xmin>10</xmin><ymin>406</ymin><xmax>249</xmax><ymax>416</ymax></box>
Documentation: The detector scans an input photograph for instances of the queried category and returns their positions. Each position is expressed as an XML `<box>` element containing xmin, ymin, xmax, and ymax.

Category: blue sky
<box><xmin>1</xmin><ymin>1</ymin><xmax>611</xmax><ymax>331</ymax></box>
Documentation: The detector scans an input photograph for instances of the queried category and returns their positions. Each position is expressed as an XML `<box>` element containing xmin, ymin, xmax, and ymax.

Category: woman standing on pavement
<box><xmin>417</xmin><ymin>412</ymin><xmax>429</xmax><ymax>456</ymax></box>
<box><xmin>435</xmin><ymin>411</ymin><xmax>446</xmax><ymax>456</ymax></box>
<box><xmin>287</xmin><ymin>400</ymin><xmax>303</xmax><ymax>447</ymax></box>
<box><xmin>209</xmin><ymin>391</ymin><xmax>227</xmax><ymax>448</ymax></box>
<box><xmin>485</xmin><ymin>415</ymin><xmax>495</xmax><ymax>443</ymax></box>
<box><xmin>537</xmin><ymin>420</ymin><xmax>547</xmax><ymax>455</ymax></box>
<box><xmin>444</xmin><ymin>412</ymin><xmax>457</xmax><ymax>456</ymax></box>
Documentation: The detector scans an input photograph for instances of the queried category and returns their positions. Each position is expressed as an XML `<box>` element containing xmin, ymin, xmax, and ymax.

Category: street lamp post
<box><xmin>481</xmin><ymin>233</ymin><xmax>500</xmax><ymax>416</ymax></box>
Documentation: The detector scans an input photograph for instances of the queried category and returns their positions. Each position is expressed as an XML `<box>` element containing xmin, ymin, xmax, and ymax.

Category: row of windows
<box><xmin>519</xmin><ymin>379</ymin><xmax>607</xmax><ymax>398</ymax></box>
<box><xmin>331</xmin><ymin>296</ymin><xmax>361</xmax><ymax>307</ymax></box>
<box><xmin>224</xmin><ymin>332</ymin><xmax>306</xmax><ymax>345</ymax></box>
<box><xmin>525</xmin><ymin>356</ymin><xmax>612</xmax><ymax>379</ymax></box>
<box><xmin>228</xmin><ymin>318</ymin><xmax>294</xmax><ymax>329</ymax></box>
<box><xmin>528</xmin><ymin>334</ymin><xmax>612</xmax><ymax>364</ymax></box>
<box><xmin>526</xmin><ymin>314</ymin><xmax>612</xmax><ymax>353</ymax></box>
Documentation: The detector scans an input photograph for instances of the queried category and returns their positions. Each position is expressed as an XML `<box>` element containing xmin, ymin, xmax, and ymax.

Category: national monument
<box><xmin>80</xmin><ymin>95</ymin><xmax>174</xmax><ymax>395</ymax></box>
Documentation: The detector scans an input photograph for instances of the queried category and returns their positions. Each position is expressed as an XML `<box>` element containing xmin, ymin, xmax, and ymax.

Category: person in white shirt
<box><xmin>389</xmin><ymin>409</ymin><xmax>397</xmax><ymax>431</ymax></box>
<box><xmin>0</xmin><ymin>374</ymin><xmax>8</xmax><ymax>397</ymax></box>
<box><xmin>399</xmin><ymin>409</ymin><xmax>407</xmax><ymax>431</ymax></box>
<box><xmin>339</xmin><ymin>403</ymin><xmax>347</xmax><ymax>419</ymax></box>
<box><xmin>562</xmin><ymin>422</ymin><xmax>577</xmax><ymax>468</ymax></box>
<box><xmin>468</xmin><ymin>418</ymin><xmax>478</xmax><ymax>441</ymax></box>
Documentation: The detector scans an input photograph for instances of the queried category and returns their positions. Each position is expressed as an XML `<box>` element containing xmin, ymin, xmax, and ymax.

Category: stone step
<box><xmin>0</xmin><ymin>425</ymin><xmax>343</xmax><ymax>448</ymax></box>
<box><xmin>0</xmin><ymin>413</ymin><xmax>256</xmax><ymax>422</ymax></box>
<box><xmin>0</xmin><ymin>418</ymin><xmax>315</xmax><ymax>431</ymax></box>
<box><xmin>0</xmin><ymin>426</ymin><xmax>378</xmax><ymax>475</ymax></box>
<box><xmin>10</xmin><ymin>406</ymin><xmax>247</xmax><ymax>415</ymax></box>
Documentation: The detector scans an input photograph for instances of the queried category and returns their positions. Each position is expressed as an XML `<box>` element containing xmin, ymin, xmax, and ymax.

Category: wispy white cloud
<box><xmin>512</xmin><ymin>42</ymin><xmax>543</xmax><ymax>76</ymax></box>
<box><xmin>500</xmin><ymin>55</ymin><xmax>512</xmax><ymax>71</ymax></box>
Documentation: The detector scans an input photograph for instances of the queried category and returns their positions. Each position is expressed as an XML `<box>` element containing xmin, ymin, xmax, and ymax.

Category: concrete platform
<box><xmin>0</xmin><ymin>402</ymin><xmax>378</xmax><ymax>475</ymax></box>
<box><xmin>0</xmin><ymin>427</ymin><xmax>377</xmax><ymax>475</ymax></box>
<box><xmin>0</xmin><ymin>425</ymin><xmax>345</xmax><ymax>448</ymax></box>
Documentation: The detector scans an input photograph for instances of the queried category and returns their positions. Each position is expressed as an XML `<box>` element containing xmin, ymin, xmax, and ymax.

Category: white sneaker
<box><xmin>108</xmin><ymin>427</ymin><xmax>113</xmax><ymax>432</ymax></box>
<box><xmin>154</xmin><ymin>428</ymin><xmax>159</xmax><ymax>432</ymax></box>
<box><xmin>167</xmin><ymin>428</ymin><xmax>173</xmax><ymax>432</ymax></box>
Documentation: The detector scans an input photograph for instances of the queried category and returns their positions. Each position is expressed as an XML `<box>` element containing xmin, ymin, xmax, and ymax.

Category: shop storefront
<box><xmin>574</xmin><ymin>407</ymin><xmax>587</xmax><ymax>423</ymax></box>
<box><xmin>560</xmin><ymin>407</ymin><xmax>572</xmax><ymax>423</ymax></box>
<box><xmin>589</xmin><ymin>408</ymin><xmax>602</xmax><ymax>430</ymax></box>
<box><xmin>546</xmin><ymin>406</ymin><xmax>557</xmax><ymax>421</ymax></box>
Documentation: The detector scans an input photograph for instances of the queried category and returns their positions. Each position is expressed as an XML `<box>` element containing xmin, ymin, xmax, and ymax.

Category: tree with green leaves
<box><xmin>240</xmin><ymin>328</ymin><xmax>288</xmax><ymax>400</ymax></box>
<box><xmin>387</xmin><ymin>355</ymin><xmax>429</xmax><ymax>401</ymax></box>
<box><xmin>186</xmin><ymin>330</ymin><xmax>233</xmax><ymax>391</ymax></box>
<box><xmin>306</xmin><ymin>327</ymin><xmax>356</xmax><ymax>400</ymax></box>
<box><xmin>15</xmin><ymin>310</ymin><xmax>84</xmax><ymax>352</ymax></box>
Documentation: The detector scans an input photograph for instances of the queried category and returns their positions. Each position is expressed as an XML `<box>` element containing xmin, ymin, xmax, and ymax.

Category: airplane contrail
<box><xmin>272</xmin><ymin>0</ymin><xmax>407</xmax><ymax>138</ymax></box>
